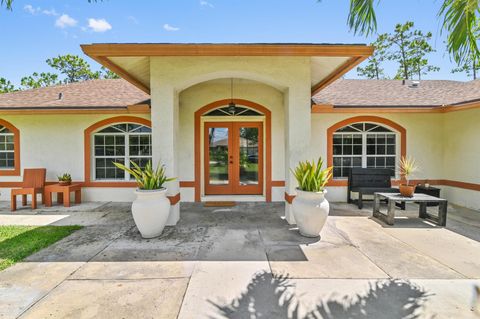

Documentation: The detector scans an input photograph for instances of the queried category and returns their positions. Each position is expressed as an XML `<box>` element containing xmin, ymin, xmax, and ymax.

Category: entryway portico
<box><xmin>81</xmin><ymin>43</ymin><xmax>373</xmax><ymax>225</ymax></box>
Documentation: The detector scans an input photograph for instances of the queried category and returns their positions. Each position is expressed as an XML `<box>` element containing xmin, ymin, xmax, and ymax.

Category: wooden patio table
<box><xmin>44</xmin><ymin>183</ymin><xmax>82</xmax><ymax>207</ymax></box>
<box><xmin>373</xmin><ymin>192</ymin><xmax>447</xmax><ymax>226</ymax></box>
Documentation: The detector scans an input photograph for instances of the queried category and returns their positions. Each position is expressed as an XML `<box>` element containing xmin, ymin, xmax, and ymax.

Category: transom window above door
<box><xmin>93</xmin><ymin>123</ymin><xmax>152</xmax><ymax>181</ymax></box>
<box><xmin>332</xmin><ymin>123</ymin><xmax>397</xmax><ymax>178</ymax></box>
<box><xmin>204</xmin><ymin>106</ymin><xmax>263</xmax><ymax>116</ymax></box>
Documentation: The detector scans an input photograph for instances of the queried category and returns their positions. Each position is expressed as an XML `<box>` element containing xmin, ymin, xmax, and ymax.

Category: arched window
<box><xmin>332</xmin><ymin>122</ymin><xmax>398</xmax><ymax>178</ymax></box>
<box><xmin>92</xmin><ymin>123</ymin><xmax>152</xmax><ymax>181</ymax></box>
<box><xmin>0</xmin><ymin>125</ymin><xmax>15</xmax><ymax>170</ymax></box>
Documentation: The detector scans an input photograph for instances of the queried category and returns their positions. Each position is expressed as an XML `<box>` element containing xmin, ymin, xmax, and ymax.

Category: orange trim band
<box><xmin>194</xmin><ymin>99</ymin><xmax>272</xmax><ymax>202</ymax></box>
<box><xmin>0</xmin><ymin>119</ymin><xmax>20</xmax><ymax>176</ymax></box>
<box><xmin>0</xmin><ymin>108</ymin><xmax>150</xmax><ymax>116</ymax></box>
<box><xmin>81</xmin><ymin>43</ymin><xmax>374</xmax><ymax>58</ymax></box>
<box><xmin>326</xmin><ymin>116</ymin><xmax>407</xmax><ymax>169</ymax></box>
<box><xmin>284</xmin><ymin>192</ymin><xmax>295</xmax><ymax>204</ymax></box>
<box><xmin>271</xmin><ymin>181</ymin><xmax>286</xmax><ymax>187</ymax></box>
<box><xmin>312</xmin><ymin>102</ymin><xmax>480</xmax><ymax>114</ymax></box>
<box><xmin>84</xmin><ymin>116</ymin><xmax>152</xmax><ymax>185</ymax></box>
<box><xmin>168</xmin><ymin>193</ymin><xmax>181</xmax><ymax>205</ymax></box>
<box><xmin>179</xmin><ymin>181</ymin><xmax>196</xmax><ymax>187</ymax></box>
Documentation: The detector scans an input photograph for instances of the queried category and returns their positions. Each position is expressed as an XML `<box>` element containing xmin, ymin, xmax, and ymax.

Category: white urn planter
<box><xmin>132</xmin><ymin>188</ymin><xmax>171</xmax><ymax>238</ymax></box>
<box><xmin>292</xmin><ymin>188</ymin><xmax>330</xmax><ymax>237</ymax></box>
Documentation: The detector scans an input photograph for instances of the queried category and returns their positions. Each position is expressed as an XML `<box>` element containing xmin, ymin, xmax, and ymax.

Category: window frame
<box><xmin>92</xmin><ymin>123</ymin><xmax>152</xmax><ymax>182</ymax></box>
<box><xmin>0</xmin><ymin>119</ymin><xmax>20</xmax><ymax>176</ymax></box>
<box><xmin>84</xmin><ymin>116</ymin><xmax>152</xmax><ymax>185</ymax></box>
<box><xmin>327</xmin><ymin>117</ymin><xmax>407</xmax><ymax>183</ymax></box>
<box><xmin>332</xmin><ymin>124</ymin><xmax>399</xmax><ymax>179</ymax></box>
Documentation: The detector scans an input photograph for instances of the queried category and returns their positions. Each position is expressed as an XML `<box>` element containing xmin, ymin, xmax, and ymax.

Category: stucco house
<box><xmin>0</xmin><ymin>43</ymin><xmax>479</xmax><ymax>225</ymax></box>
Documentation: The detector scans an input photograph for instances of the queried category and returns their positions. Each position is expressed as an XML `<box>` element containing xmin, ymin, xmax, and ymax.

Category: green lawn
<box><xmin>0</xmin><ymin>225</ymin><xmax>82</xmax><ymax>271</ymax></box>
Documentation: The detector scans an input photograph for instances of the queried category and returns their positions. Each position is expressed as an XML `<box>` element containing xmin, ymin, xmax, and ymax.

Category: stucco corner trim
<box><xmin>284</xmin><ymin>192</ymin><xmax>295</xmax><ymax>204</ymax></box>
<box><xmin>168</xmin><ymin>193</ymin><xmax>181</xmax><ymax>205</ymax></box>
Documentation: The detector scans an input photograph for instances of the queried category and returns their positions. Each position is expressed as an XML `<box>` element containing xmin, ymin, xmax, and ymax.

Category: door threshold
<box><xmin>202</xmin><ymin>195</ymin><xmax>266</xmax><ymax>202</ymax></box>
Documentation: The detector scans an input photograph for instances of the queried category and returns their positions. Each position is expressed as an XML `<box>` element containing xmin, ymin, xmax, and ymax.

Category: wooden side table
<box><xmin>44</xmin><ymin>184</ymin><xmax>82</xmax><ymax>207</ymax></box>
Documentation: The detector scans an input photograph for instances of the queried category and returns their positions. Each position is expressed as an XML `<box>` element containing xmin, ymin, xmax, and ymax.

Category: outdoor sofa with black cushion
<box><xmin>347</xmin><ymin>168</ymin><xmax>405</xmax><ymax>210</ymax></box>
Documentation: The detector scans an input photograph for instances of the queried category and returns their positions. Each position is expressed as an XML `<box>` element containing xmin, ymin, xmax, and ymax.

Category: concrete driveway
<box><xmin>0</xmin><ymin>201</ymin><xmax>479</xmax><ymax>318</ymax></box>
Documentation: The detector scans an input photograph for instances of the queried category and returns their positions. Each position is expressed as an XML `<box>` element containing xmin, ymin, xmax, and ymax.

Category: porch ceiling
<box><xmin>81</xmin><ymin>43</ymin><xmax>373</xmax><ymax>95</ymax></box>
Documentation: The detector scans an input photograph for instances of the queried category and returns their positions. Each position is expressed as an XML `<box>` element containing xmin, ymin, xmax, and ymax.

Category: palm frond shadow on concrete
<box><xmin>209</xmin><ymin>271</ymin><xmax>432</xmax><ymax>319</ymax></box>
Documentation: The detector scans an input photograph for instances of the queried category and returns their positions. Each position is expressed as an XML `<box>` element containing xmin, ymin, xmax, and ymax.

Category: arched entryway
<box><xmin>194</xmin><ymin>99</ymin><xmax>272</xmax><ymax>202</ymax></box>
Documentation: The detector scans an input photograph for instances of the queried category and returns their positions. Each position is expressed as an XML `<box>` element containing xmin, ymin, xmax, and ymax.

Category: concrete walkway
<box><xmin>0</xmin><ymin>201</ymin><xmax>479</xmax><ymax>318</ymax></box>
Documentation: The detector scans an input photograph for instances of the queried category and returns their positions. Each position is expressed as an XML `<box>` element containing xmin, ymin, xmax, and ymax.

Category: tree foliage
<box><xmin>100</xmin><ymin>67</ymin><xmax>120</xmax><ymax>79</ymax></box>
<box><xmin>20</xmin><ymin>72</ymin><xmax>60</xmax><ymax>89</ymax></box>
<box><xmin>451</xmin><ymin>53</ymin><xmax>480</xmax><ymax>78</ymax></box>
<box><xmin>357</xmin><ymin>34</ymin><xmax>388</xmax><ymax>79</ymax></box>
<box><xmin>46</xmin><ymin>54</ymin><xmax>101</xmax><ymax>84</ymax></box>
<box><xmin>387</xmin><ymin>22</ymin><xmax>439</xmax><ymax>80</ymax></box>
<box><xmin>357</xmin><ymin>22</ymin><xmax>439</xmax><ymax>80</ymax></box>
<box><xmin>0</xmin><ymin>77</ymin><xmax>15</xmax><ymax>93</ymax></box>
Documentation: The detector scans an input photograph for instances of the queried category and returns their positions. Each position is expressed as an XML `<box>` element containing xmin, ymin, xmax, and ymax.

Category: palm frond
<box><xmin>439</xmin><ymin>0</ymin><xmax>480</xmax><ymax>64</ymax></box>
<box><xmin>348</xmin><ymin>0</ymin><xmax>378</xmax><ymax>36</ymax></box>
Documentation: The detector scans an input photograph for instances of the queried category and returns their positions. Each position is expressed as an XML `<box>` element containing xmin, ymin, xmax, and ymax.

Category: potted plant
<box><xmin>114</xmin><ymin>160</ymin><xmax>175</xmax><ymax>238</ymax></box>
<box><xmin>291</xmin><ymin>158</ymin><xmax>333</xmax><ymax>237</ymax></box>
<box><xmin>399</xmin><ymin>156</ymin><xmax>419</xmax><ymax>197</ymax></box>
<box><xmin>58</xmin><ymin>173</ymin><xmax>72</xmax><ymax>186</ymax></box>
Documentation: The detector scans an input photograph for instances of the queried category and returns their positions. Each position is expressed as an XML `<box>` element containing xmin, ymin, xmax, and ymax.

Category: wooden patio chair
<box><xmin>10</xmin><ymin>168</ymin><xmax>47</xmax><ymax>211</ymax></box>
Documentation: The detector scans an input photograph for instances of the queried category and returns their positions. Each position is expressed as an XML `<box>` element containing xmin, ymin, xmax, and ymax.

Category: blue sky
<box><xmin>0</xmin><ymin>0</ymin><xmax>471</xmax><ymax>86</ymax></box>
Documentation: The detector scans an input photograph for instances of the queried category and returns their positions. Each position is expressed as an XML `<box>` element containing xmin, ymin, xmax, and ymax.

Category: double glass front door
<box><xmin>204</xmin><ymin>122</ymin><xmax>263</xmax><ymax>195</ymax></box>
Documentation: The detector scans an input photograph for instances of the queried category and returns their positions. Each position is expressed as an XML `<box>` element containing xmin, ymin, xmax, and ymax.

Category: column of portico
<box><xmin>284</xmin><ymin>83</ymin><xmax>312</xmax><ymax>224</ymax></box>
<box><xmin>150</xmin><ymin>79</ymin><xmax>180</xmax><ymax>225</ymax></box>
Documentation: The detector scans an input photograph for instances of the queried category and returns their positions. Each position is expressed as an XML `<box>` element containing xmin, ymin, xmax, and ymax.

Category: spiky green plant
<box><xmin>291</xmin><ymin>158</ymin><xmax>333</xmax><ymax>192</ymax></box>
<box><xmin>57</xmin><ymin>173</ymin><xmax>72</xmax><ymax>182</ymax></box>
<box><xmin>113</xmin><ymin>160</ymin><xmax>175</xmax><ymax>190</ymax></box>
<box><xmin>399</xmin><ymin>156</ymin><xmax>419</xmax><ymax>185</ymax></box>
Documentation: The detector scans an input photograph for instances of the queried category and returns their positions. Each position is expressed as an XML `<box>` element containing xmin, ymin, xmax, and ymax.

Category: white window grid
<box><xmin>332</xmin><ymin>123</ymin><xmax>399</xmax><ymax>179</ymax></box>
<box><xmin>0</xmin><ymin>126</ymin><xmax>14</xmax><ymax>170</ymax></box>
<box><xmin>93</xmin><ymin>126</ymin><xmax>152</xmax><ymax>181</ymax></box>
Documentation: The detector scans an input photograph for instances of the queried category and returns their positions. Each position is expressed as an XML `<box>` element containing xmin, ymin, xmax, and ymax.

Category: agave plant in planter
<box><xmin>114</xmin><ymin>160</ymin><xmax>176</xmax><ymax>238</ymax></box>
<box><xmin>291</xmin><ymin>158</ymin><xmax>333</xmax><ymax>237</ymax></box>
<box><xmin>399</xmin><ymin>156</ymin><xmax>419</xmax><ymax>197</ymax></box>
<box><xmin>57</xmin><ymin>173</ymin><xmax>72</xmax><ymax>186</ymax></box>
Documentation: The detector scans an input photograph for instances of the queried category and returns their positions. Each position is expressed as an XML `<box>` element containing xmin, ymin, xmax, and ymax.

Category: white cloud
<box><xmin>55</xmin><ymin>14</ymin><xmax>77</xmax><ymax>28</ymax></box>
<box><xmin>127</xmin><ymin>16</ymin><xmax>139</xmax><ymax>24</ymax></box>
<box><xmin>200</xmin><ymin>1</ymin><xmax>214</xmax><ymax>8</ymax></box>
<box><xmin>24</xmin><ymin>4</ymin><xmax>39</xmax><ymax>14</ymax></box>
<box><xmin>24</xmin><ymin>4</ymin><xmax>58</xmax><ymax>16</ymax></box>
<box><xmin>163</xmin><ymin>23</ymin><xmax>180</xmax><ymax>31</ymax></box>
<box><xmin>42</xmin><ymin>9</ymin><xmax>58</xmax><ymax>16</ymax></box>
<box><xmin>87</xmin><ymin>18</ymin><xmax>112</xmax><ymax>32</ymax></box>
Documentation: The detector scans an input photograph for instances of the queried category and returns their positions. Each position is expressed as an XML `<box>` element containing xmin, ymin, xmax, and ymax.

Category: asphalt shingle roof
<box><xmin>1</xmin><ymin>78</ymin><xmax>479</xmax><ymax>109</ymax></box>
<box><xmin>313</xmin><ymin>79</ymin><xmax>480</xmax><ymax>107</ymax></box>
<box><xmin>0</xmin><ymin>79</ymin><xmax>149</xmax><ymax>109</ymax></box>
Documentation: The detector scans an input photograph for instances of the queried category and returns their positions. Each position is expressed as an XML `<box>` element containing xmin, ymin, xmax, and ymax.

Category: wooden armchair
<box><xmin>11</xmin><ymin>168</ymin><xmax>47</xmax><ymax>211</ymax></box>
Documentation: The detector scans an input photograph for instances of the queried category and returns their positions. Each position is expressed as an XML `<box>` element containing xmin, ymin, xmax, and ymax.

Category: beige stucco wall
<box><xmin>0</xmin><ymin>113</ymin><xmax>150</xmax><ymax>202</ymax></box>
<box><xmin>0</xmin><ymin>107</ymin><xmax>479</xmax><ymax>209</ymax></box>
<box><xmin>441</xmin><ymin>108</ymin><xmax>480</xmax><ymax>209</ymax></box>
<box><xmin>149</xmin><ymin>56</ymin><xmax>312</xmax><ymax>221</ymax></box>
